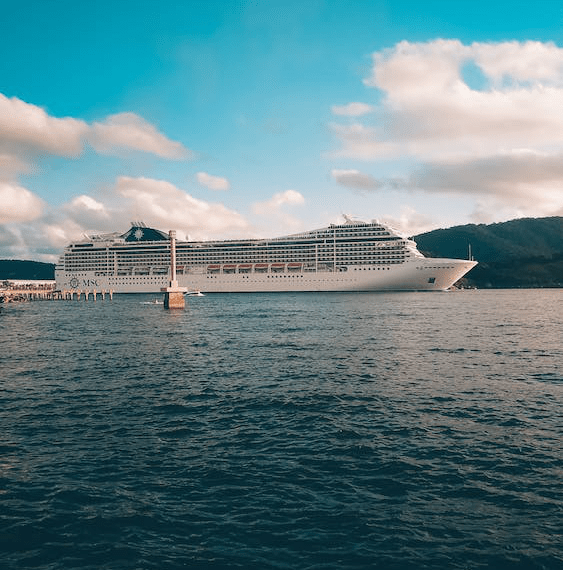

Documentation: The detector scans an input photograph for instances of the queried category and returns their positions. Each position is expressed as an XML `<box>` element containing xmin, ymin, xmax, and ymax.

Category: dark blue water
<box><xmin>1</xmin><ymin>290</ymin><xmax>562</xmax><ymax>569</ymax></box>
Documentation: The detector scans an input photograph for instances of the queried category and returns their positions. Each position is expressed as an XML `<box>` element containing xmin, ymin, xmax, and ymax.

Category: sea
<box><xmin>1</xmin><ymin>289</ymin><xmax>562</xmax><ymax>570</ymax></box>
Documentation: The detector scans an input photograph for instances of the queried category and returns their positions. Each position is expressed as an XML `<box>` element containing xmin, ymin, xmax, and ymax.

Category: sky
<box><xmin>1</xmin><ymin>0</ymin><xmax>563</xmax><ymax>261</ymax></box>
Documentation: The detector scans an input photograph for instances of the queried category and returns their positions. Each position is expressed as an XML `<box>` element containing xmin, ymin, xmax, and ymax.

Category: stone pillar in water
<box><xmin>162</xmin><ymin>230</ymin><xmax>187</xmax><ymax>309</ymax></box>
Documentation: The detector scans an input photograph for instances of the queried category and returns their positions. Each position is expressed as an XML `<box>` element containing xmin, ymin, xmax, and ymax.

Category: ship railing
<box><xmin>201</xmin><ymin>262</ymin><xmax>350</xmax><ymax>275</ymax></box>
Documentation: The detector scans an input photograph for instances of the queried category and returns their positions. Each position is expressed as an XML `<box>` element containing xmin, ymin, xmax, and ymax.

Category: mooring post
<box><xmin>162</xmin><ymin>229</ymin><xmax>187</xmax><ymax>309</ymax></box>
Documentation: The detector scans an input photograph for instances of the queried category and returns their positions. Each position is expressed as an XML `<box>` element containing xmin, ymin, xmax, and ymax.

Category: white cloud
<box><xmin>251</xmin><ymin>190</ymin><xmax>305</xmax><ymax>233</ymax></box>
<box><xmin>0</xmin><ymin>225</ymin><xmax>31</xmax><ymax>260</ymax></box>
<box><xmin>115</xmin><ymin>176</ymin><xmax>249</xmax><ymax>239</ymax></box>
<box><xmin>355</xmin><ymin>39</ymin><xmax>563</xmax><ymax>161</ymax></box>
<box><xmin>328</xmin><ymin>39</ymin><xmax>563</xmax><ymax>220</ymax></box>
<box><xmin>1</xmin><ymin>176</ymin><xmax>253</xmax><ymax>259</ymax></box>
<box><xmin>64</xmin><ymin>194</ymin><xmax>111</xmax><ymax>229</ymax></box>
<box><xmin>196</xmin><ymin>171</ymin><xmax>230</xmax><ymax>191</ymax></box>
<box><xmin>408</xmin><ymin>150</ymin><xmax>563</xmax><ymax>217</ymax></box>
<box><xmin>331</xmin><ymin>102</ymin><xmax>374</xmax><ymax>116</ymax></box>
<box><xmin>69</xmin><ymin>195</ymin><xmax>108</xmax><ymax>213</ymax></box>
<box><xmin>42</xmin><ymin>219</ymin><xmax>87</xmax><ymax>250</ymax></box>
<box><xmin>0</xmin><ymin>94</ymin><xmax>199</xmax><ymax>257</ymax></box>
<box><xmin>0</xmin><ymin>225</ymin><xmax>20</xmax><ymax>249</ymax></box>
<box><xmin>331</xmin><ymin>169</ymin><xmax>382</xmax><ymax>190</ymax></box>
<box><xmin>380</xmin><ymin>206</ymin><xmax>438</xmax><ymax>237</ymax></box>
<box><xmin>0</xmin><ymin>93</ymin><xmax>193</xmax><ymax>163</ymax></box>
<box><xmin>329</xmin><ymin>122</ymin><xmax>399</xmax><ymax>160</ymax></box>
<box><xmin>0</xmin><ymin>153</ymin><xmax>32</xmax><ymax>180</ymax></box>
<box><xmin>471</xmin><ymin>40</ymin><xmax>563</xmax><ymax>85</ymax></box>
<box><xmin>0</xmin><ymin>182</ymin><xmax>44</xmax><ymax>223</ymax></box>
<box><xmin>89</xmin><ymin>113</ymin><xmax>192</xmax><ymax>159</ymax></box>
<box><xmin>0</xmin><ymin>93</ymin><xmax>246</xmax><ymax>258</ymax></box>
<box><xmin>252</xmin><ymin>189</ymin><xmax>305</xmax><ymax>216</ymax></box>
<box><xmin>0</xmin><ymin>217</ymin><xmax>92</xmax><ymax>261</ymax></box>
<box><xmin>0</xmin><ymin>93</ymin><xmax>87</xmax><ymax>156</ymax></box>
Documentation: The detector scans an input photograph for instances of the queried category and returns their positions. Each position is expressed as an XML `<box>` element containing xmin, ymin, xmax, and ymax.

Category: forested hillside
<box><xmin>414</xmin><ymin>217</ymin><xmax>563</xmax><ymax>288</ymax></box>
<box><xmin>0</xmin><ymin>260</ymin><xmax>55</xmax><ymax>280</ymax></box>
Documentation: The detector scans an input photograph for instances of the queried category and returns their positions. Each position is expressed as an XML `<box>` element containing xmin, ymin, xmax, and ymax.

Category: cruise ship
<box><xmin>55</xmin><ymin>217</ymin><xmax>477</xmax><ymax>293</ymax></box>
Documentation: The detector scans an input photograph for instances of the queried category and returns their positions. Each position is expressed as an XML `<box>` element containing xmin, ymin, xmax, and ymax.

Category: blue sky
<box><xmin>1</xmin><ymin>0</ymin><xmax>563</xmax><ymax>260</ymax></box>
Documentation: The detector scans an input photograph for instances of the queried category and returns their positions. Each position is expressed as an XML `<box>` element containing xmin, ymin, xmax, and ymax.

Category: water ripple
<box><xmin>1</xmin><ymin>290</ymin><xmax>562</xmax><ymax>569</ymax></box>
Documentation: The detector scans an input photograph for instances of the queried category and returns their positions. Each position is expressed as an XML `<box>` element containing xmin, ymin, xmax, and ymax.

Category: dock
<box><xmin>0</xmin><ymin>283</ymin><xmax>114</xmax><ymax>304</ymax></box>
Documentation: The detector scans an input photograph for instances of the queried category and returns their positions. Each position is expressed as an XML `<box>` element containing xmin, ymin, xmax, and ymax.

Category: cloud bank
<box><xmin>115</xmin><ymin>176</ymin><xmax>247</xmax><ymax>238</ymax></box>
<box><xmin>331</xmin><ymin>39</ymin><xmax>563</xmax><ymax>220</ymax></box>
<box><xmin>90</xmin><ymin>113</ymin><xmax>192</xmax><ymax>159</ymax></box>
<box><xmin>252</xmin><ymin>189</ymin><xmax>305</xmax><ymax>232</ymax></box>
<box><xmin>252</xmin><ymin>189</ymin><xmax>305</xmax><ymax>214</ymax></box>
<box><xmin>0</xmin><ymin>91</ymin><xmax>308</xmax><ymax>259</ymax></box>
<box><xmin>331</xmin><ymin>169</ymin><xmax>382</xmax><ymax>191</ymax></box>
<box><xmin>0</xmin><ymin>93</ymin><xmax>87</xmax><ymax>157</ymax></box>
<box><xmin>0</xmin><ymin>93</ymin><xmax>198</xmax><ymax>258</ymax></box>
<box><xmin>0</xmin><ymin>182</ymin><xmax>44</xmax><ymax>224</ymax></box>
<box><xmin>0</xmin><ymin>94</ymin><xmax>192</xmax><ymax>161</ymax></box>
<box><xmin>0</xmin><ymin>176</ymin><xmax>256</xmax><ymax>260</ymax></box>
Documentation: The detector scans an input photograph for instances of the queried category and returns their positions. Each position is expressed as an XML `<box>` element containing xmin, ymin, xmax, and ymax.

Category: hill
<box><xmin>0</xmin><ymin>260</ymin><xmax>56</xmax><ymax>281</ymax></box>
<box><xmin>413</xmin><ymin>216</ymin><xmax>563</xmax><ymax>288</ymax></box>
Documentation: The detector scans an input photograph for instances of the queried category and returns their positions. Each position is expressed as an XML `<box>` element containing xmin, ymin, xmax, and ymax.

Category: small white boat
<box><xmin>186</xmin><ymin>290</ymin><xmax>205</xmax><ymax>297</ymax></box>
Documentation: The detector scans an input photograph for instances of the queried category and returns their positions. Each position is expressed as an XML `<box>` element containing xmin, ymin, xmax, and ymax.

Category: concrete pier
<box><xmin>161</xmin><ymin>229</ymin><xmax>187</xmax><ymax>309</ymax></box>
<box><xmin>0</xmin><ymin>283</ymin><xmax>114</xmax><ymax>304</ymax></box>
<box><xmin>163</xmin><ymin>290</ymin><xmax>185</xmax><ymax>309</ymax></box>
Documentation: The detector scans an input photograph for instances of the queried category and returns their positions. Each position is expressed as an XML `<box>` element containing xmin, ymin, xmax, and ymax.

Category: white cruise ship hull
<box><xmin>55</xmin><ymin>219</ymin><xmax>478</xmax><ymax>294</ymax></box>
<box><xmin>56</xmin><ymin>258</ymin><xmax>477</xmax><ymax>294</ymax></box>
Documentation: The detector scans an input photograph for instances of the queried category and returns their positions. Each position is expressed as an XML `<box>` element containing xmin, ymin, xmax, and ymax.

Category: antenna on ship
<box><xmin>468</xmin><ymin>243</ymin><xmax>473</xmax><ymax>261</ymax></box>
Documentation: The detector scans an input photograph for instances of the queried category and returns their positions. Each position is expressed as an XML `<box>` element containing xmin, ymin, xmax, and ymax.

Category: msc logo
<box><xmin>69</xmin><ymin>278</ymin><xmax>99</xmax><ymax>289</ymax></box>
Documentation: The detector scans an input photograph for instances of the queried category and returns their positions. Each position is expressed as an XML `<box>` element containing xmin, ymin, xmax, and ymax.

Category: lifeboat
<box><xmin>271</xmin><ymin>263</ymin><xmax>285</xmax><ymax>272</ymax></box>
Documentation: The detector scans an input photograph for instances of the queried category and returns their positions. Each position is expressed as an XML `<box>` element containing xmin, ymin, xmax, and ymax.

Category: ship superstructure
<box><xmin>55</xmin><ymin>218</ymin><xmax>477</xmax><ymax>293</ymax></box>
